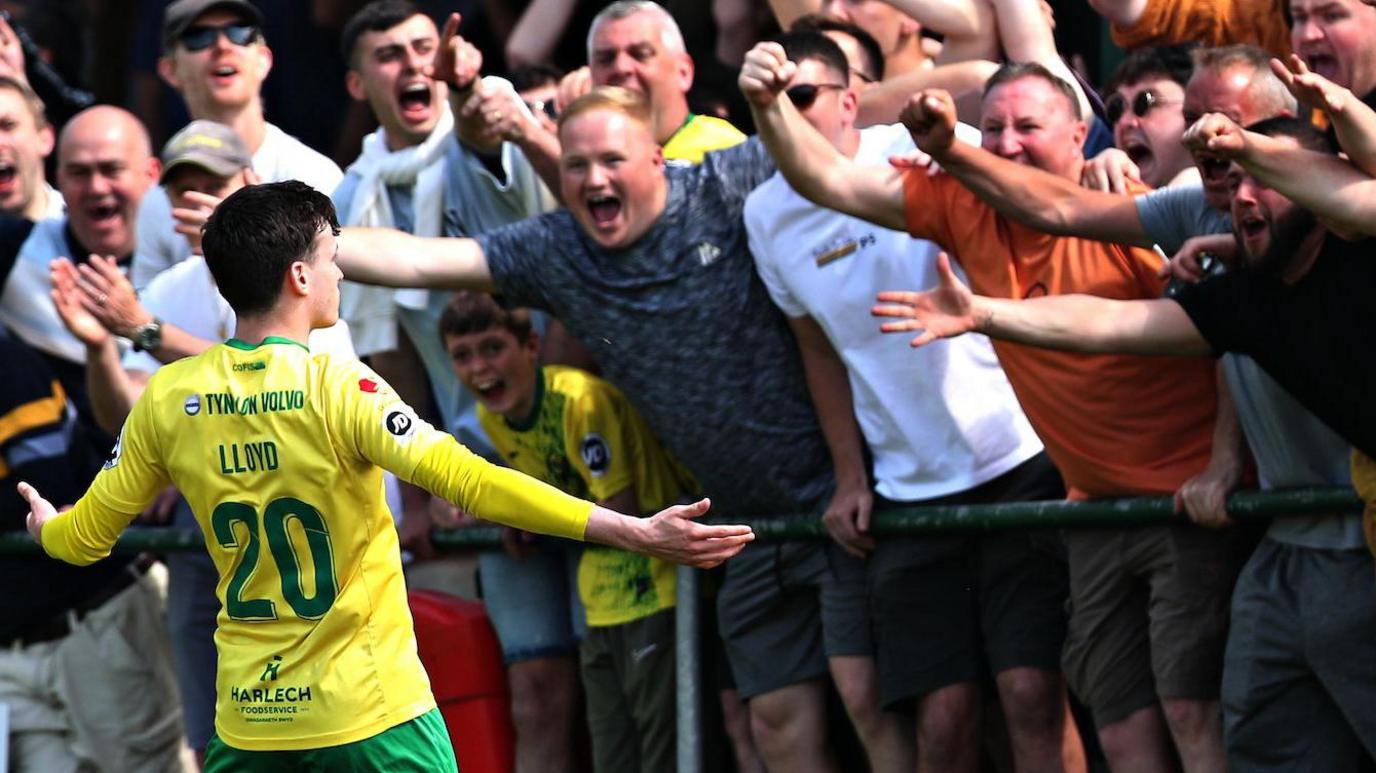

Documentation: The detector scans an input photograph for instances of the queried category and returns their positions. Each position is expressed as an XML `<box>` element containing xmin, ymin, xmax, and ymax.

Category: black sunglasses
<box><xmin>786</xmin><ymin>83</ymin><xmax>846</xmax><ymax>110</ymax></box>
<box><xmin>179</xmin><ymin>22</ymin><xmax>259</xmax><ymax>52</ymax></box>
<box><xmin>1104</xmin><ymin>88</ymin><xmax>1181</xmax><ymax>125</ymax></box>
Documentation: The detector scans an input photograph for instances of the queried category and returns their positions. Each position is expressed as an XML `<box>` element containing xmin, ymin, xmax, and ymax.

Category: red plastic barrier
<box><xmin>410</xmin><ymin>589</ymin><xmax>515</xmax><ymax>773</ymax></box>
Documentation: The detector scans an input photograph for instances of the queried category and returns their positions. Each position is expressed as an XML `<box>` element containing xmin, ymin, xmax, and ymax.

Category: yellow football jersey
<box><xmin>479</xmin><ymin>366</ymin><xmax>697</xmax><ymax>627</ymax></box>
<box><xmin>42</xmin><ymin>337</ymin><xmax>593</xmax><ymax>750</ymax></box>
<box><xmin>662</xmin><ymin>113</ymin><xmax>746</xmax><ymax>164</ymax></box>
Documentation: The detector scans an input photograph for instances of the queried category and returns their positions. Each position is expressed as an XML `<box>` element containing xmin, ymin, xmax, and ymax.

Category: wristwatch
<box><xmin>131</xmin><ymin>317</ymin><xmax>163</xmax><ymax>353</ymax></box>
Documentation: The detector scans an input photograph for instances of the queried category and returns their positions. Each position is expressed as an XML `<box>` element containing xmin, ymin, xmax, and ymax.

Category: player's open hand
<box><xmin>1183</xmin><ymin>113</ymin><xmax>1247</xmax><ymax>160</ymax></box>
<box><xmin>631</xmin><ymin>498</ymin><xmax>754</xmax><ymax>569</ymax></box>
<box><xmin>739</xmin><ymin>42</ymin><xmax>796</xmax><ymax>108</ymax></box>
<box><xmin>899</xmin><ymin>90</ymin><xmax>958</xmax><ymax>157</ymax></box>
<box><xmin>18</xmin><ymin>481</ymin><xmax>56</xmax><ymax>546</ymax></box>
<box><xmin>873</xmin><ymin>252</ymin><xmax>978</xmax><ymax>347</ymax></box>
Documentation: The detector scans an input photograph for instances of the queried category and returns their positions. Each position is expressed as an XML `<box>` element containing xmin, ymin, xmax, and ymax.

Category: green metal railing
<box><xmin>4</xmin><ymin>486</ymin><xmax>1363</xmax><ymax>772</ymax></box>
<box><xmin>2</xmin><ymin>486</ymin><xmax>1360</xmax><ymax>554</ymax></box>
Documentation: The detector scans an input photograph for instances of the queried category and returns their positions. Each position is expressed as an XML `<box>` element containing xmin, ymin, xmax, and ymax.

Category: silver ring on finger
<box><xmin>97</xmin><ymin>293</ymin><xmax>107</xmax><ymax>306</ymax></box>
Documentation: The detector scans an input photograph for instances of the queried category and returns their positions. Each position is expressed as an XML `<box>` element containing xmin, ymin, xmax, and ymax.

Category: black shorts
<box><xmin>868</xmin><ymin>453</ymin><xmax>1069</xmax><ymax>709</ymax></box>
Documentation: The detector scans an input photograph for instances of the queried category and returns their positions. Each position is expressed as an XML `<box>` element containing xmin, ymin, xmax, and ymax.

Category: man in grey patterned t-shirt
<box><xmin>339</xmin><ymin>86</ymin><xmax>878</xmax><ymax>773</ymax></box>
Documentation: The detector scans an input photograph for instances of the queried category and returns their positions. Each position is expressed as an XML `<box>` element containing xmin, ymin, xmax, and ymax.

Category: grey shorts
<box><xmin>716</xmin><ymin>539</ymin><xmax>870</xmax><ymax>700</ymax></box>
<box><xmin>1223</xmin><ymin>538</ymin><xmax>1376</xmax><ymax>769</ymax></box>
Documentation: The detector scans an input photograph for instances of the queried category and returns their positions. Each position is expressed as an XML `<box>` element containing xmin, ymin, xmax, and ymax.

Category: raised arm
<box><xmin>741</xmin><ymin>42</ymin><xmax>908</xmax><ymax>231</ymax></box>
<box><xmin>337</xmin><ymin>227</ymin><xmax>496</xmax><ymax>292</ymax></box>
<box><xmin>905</xmin><ymin>90</ymin><xmax>1152</xmax><ymax>245</ymax></box>
<box><xmin>1184</xmin><ymin>112</ymin><xmax>1376</xmax><ymax>237</ymax></box>
<box><xmin>991</xmin><ymin>0</ymin><xmax>1092</xmax><ymax>118</ymax></box>
<box><xmin>1271</xmin><ymin>55</ymin><xmax>1376</xmax><ymax>177</ymax></box>
<box><xmin>872</xmin><ymin>251</ymin><xmax>1212</xmax><ymax>356</ymax></box>
<box><xmin>880</xmin><ymin>0</ymin><xmax>999</xmax><ymax>64</ymax></box>
<box><xmin>856</xmin><ymin>59</ymin><xmax>1000</xmax><ymax>127</ymax></box>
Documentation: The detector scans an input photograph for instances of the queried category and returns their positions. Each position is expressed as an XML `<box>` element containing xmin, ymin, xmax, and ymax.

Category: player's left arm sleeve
<box><xmin>337</xmin><ymin>362</ymin><xmax>594</xmax><ymax>539</ymax></box>
<box><xmin>40</xmin><ymin>495</ymin><xmax>142</xmax><ymax>565</ymax></box>
<box><xmin>40</xmin><ymin>393</ymin><xmax>170</xmax><ymax>565</ymax></box>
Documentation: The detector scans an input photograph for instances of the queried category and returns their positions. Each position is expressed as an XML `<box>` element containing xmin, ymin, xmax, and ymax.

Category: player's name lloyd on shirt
<box><xmin>185</xmin><ymin>389</ymin><xmax>307</xmax><ymax>417</ymax></box>
<box><xmin>218</xmin><ymin>440</ymin><xmax>280</xmax><ymax>475</ymax></box>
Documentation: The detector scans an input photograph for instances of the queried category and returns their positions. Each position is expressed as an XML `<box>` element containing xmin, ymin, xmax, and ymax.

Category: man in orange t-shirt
<box><xmin>743</xmin><ymin>46</ymin><xmax>1253</xmax><ymax>773</ymax></box>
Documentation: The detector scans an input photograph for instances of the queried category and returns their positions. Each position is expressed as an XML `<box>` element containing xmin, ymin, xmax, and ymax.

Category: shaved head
<box><xmin>58</xmin><ymin>106</ymin><xmax>159</xmax><ymax>257</ymax></box>
<box><xmin>59</xmin><ymin>106</ymin><xmax>153</xmax><ymax>162</ymax></box>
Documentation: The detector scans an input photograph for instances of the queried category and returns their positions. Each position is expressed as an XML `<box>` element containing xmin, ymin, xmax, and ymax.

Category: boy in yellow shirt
<box><xmin>20</xmin><ymin>181</ymin><xmax>752</xmax><ymax>771</ymax></box>
<box><xmin>440</xmin><ymin>291</ymin><xmax>695</xmax><ymax>772</ymax></box>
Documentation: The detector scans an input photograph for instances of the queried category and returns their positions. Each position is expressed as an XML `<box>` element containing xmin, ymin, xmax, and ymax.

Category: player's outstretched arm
<box><xmin>585</xmin><ymin>498</ymin><xmax>753</xmax><ymax>569</ymax></box>
<box><xmin>871</xmin><ymin>251</ymin><xmax>1212</xmax><ymax>356</ymax></box>
<box><xmin>19</xmin><ymin>480</ymin><xmax>145</xmax><ymax>565</ymax></box>
<box><xmin>741</xmin><ymin>42</ymin><xmax>909</xmax><ymax>231</ymax></box>
<box><xmin>337</xmin><ymin>228</ymin><xmax>497</xmax><ymax>292</ymax></box>
<box><xmin>905</xmin><ymin>90</ymin><xmax>1152</xmax><ymax>245</ymax></box>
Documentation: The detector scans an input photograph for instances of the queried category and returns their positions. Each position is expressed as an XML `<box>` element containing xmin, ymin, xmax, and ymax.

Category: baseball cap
<box><xmin>159</xmin><ymin>120</ymin><xmax>252</xmax><ymax>183</ymax></box>
<box><xmin>162</xmin><ymin>0</ymin><xmax>264</xmax><ymax>51</ymax></box>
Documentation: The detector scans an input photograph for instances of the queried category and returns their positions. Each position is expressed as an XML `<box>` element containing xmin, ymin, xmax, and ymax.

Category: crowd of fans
<box><xmin>2</xmin><ymin>0</ymin><xmax>1375</xmax><ymax>771</ymax></box>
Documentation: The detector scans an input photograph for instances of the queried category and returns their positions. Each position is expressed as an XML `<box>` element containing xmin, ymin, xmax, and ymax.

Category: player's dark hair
<box><xmin>789</xmin><ymin>14</ymin><xmax>884</xmax><ymax>84</ymax></box>
<box><xmin>772</xmin><ymin>30</ymin><xmax>850</xmax><ymax>85</ymax></box>
<box><xmin>341</xmin><ymin>0</ymin><xmax>424</xmax><ymax>68</ymax></box>
<box><xmin>1105</xmin><ymin>42</ymin><xmax>1197</xmax><ymax>93</ymax></box>
<box><xmin>202</xmin><ymin>180</ymin><xmax>340</xmax><ymax>318</ymax></box>
<box><xmin>983</xmin><ymin>61</ymin><xmax>1082</xmax><ymax>120</ymax></box>
<box><xmin>1245</xmin><ymin>115</ymin><xmax>1339</xmax><ymax>155</ymax></box>
<box><xmin>438</xmin><ymin>291</ymin><xmax>534</xmax><ymax>342</ymax></box>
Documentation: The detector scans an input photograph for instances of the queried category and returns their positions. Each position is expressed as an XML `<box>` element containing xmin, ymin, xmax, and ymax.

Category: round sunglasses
<box><xmin>1104</xmin><ymin>88</ymin><xmax>1182</xmax><ymax>125</ymax></box>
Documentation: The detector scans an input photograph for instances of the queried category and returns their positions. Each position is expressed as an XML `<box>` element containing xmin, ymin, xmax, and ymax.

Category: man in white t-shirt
<box><xmin>744</xmin><ymin>31</ymin><xmax>1080</xmax><ymax>773</ymax></box>
<box><xmin>133</xmin><ymin>0</ymin><xmax>343</xmax><ymax>289</ymax></box>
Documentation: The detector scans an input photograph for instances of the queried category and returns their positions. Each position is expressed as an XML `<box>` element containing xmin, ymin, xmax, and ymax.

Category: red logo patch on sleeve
<box><xmin>359</xmin><ymin>378</ymin><xmax>378</xmax><ymax>393</ymax></box>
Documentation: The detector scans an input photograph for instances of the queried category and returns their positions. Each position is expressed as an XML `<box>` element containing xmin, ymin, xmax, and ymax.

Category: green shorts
<box><xmin>204</xmin><ymin>708</ymin><xmax>457</xmax><ymax>773</ymax></box>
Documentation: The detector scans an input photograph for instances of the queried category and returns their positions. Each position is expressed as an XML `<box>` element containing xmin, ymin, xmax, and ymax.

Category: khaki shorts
<box><xmin>0</xmin><ymin>563</ymin><xmax>183</xmax><ymax>773</ymax></box>
<box><xmin>1062</xmin><ymin>524</ymin><xmax>1256</xmax><ymax>727</ymax></box>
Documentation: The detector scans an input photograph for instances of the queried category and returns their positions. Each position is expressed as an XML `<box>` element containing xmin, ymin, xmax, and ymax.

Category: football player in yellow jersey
<box><xmin>439</xmin><ymin>291</ymin><xmax>695</xmax><ymax>772</ymax></box>
<box><xmin>19</xmin><ymin>180</ymin><xmax>753</xmax><ymax>772</ymax></box>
